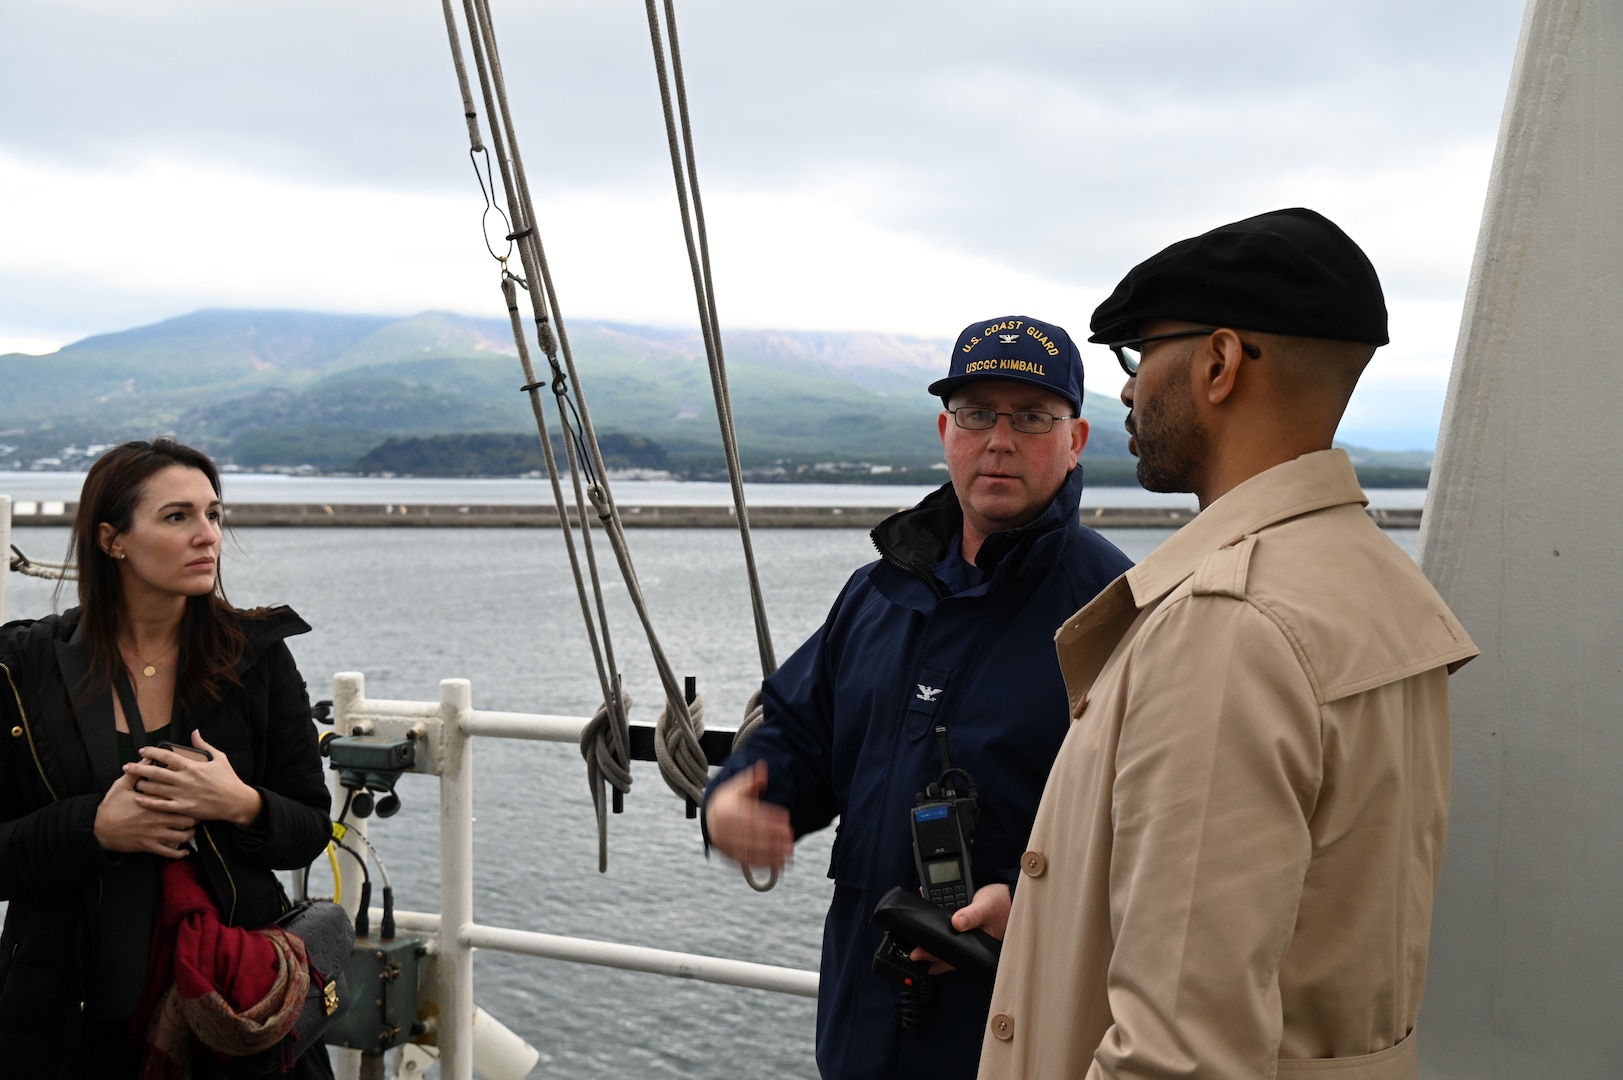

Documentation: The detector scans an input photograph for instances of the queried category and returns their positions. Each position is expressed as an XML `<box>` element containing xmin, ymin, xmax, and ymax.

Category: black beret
<box><xmin>1089</xmin><ymin>208</ymin><xmax>1389</xmax><ymax>346</ymax></box>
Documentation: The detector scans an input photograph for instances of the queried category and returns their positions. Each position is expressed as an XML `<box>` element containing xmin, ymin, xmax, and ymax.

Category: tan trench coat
<box><xmin>978</xmin><ymin>451</ymin><xmax>1478</xmax><ymax>1079</ymax></box>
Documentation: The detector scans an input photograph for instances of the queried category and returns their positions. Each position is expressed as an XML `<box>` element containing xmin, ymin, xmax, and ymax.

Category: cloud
<box><xmin>0</xmin><ymin>151</ymin><xmax>1092</xmax><ymax>340</ymax></box>
<box><xmin>0</xmin><ymin>0</ymin><xmax>1528</xmax><ymax>447</ymax></box>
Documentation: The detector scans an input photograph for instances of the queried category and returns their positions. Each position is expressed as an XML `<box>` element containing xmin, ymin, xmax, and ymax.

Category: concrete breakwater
<box><xmin>4</xmin><ymin>500</ymin><xmax>1423</xmax><ymax>530</ymax></box>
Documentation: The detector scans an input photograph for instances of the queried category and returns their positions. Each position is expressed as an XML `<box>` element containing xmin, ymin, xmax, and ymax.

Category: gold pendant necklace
<box><xmin>122</xmin><ymin>640</ymin><xmax>178</xmax><ymax>679</ymax></box>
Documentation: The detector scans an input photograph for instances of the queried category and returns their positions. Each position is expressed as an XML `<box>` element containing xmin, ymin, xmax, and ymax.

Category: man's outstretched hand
<box><xmin>705</xmin><ymin>760</ymin><xmax>794</xmax><ymax>870</ymax></box>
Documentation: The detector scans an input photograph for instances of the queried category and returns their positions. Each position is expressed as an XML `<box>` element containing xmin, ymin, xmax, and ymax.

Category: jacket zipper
<box><xmin>1</xmin><ymin>661</ymin><xmax>60</xmax><ymax>801</ymax></box>
<box><xmin>199</xmin><ymin>823</ymin><xmax>238</xmax><ymax>925</ymax></box>
<box><xmin>871</xmin><ymin>539</ymin><xmax>951</xmax><ymax>601</ymax></box>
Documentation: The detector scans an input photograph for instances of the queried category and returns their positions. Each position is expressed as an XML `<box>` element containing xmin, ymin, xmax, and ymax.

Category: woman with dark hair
<box><xmin>0</xmin><ymin>438</ymin><xmax>334</xmax><ymax>1077</ymax></box>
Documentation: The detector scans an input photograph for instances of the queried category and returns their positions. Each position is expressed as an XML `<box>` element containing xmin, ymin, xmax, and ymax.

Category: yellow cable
<box><xmin>325</xmin><ymin>839</ymin><xmax>342</xmax><ymax>905</ymax></box>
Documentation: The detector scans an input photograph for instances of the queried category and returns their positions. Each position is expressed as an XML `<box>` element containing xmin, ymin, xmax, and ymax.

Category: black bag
<box><xmin>251</xmin><ymin>899</ymin><xmax>354</xmax><ymax>1073</ymax></box>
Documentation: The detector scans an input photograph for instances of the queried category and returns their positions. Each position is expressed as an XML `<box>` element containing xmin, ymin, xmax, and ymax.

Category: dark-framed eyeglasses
<box><xmin>1109</xmin><ymin>328</ymin><xmax>1262</xmax><ymax>376</ymax></box>
<box><xmin>946</xmin><ymin>406</ymin><xmax>1076</xmax><ymax>434</ymax></box>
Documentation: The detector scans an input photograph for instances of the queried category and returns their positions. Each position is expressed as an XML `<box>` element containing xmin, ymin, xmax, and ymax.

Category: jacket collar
<box><xmin>977</xmin><ymin>464</ymin><xmax>1088</xmax><ymax>575</ymax></box>
<box><xmin>1125</xmin><ymin>449</ymin><xmax>1368</xmax><ymax>609</ymax></box>
<box><xmin>235</xmin><ymin>606</ymin><xmax>311</xmax><ymax>672</ymax></box>
<box><xmin>871</xmin><ymin>465</ymin><xmax>1089</xmax><ymax>589</ymax></box>
<box><xmin>55</xmin><ymin>617</ymin><xmax>121</xmax><ymax>788</ymax></box>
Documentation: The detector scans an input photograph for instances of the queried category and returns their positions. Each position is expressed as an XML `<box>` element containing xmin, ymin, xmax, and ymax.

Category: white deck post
<box><xmin>1</xmin><ymin>495</ymin><xmax>11</xmax><ymax>624</ymax></box>
<box><xmin>1419</xmin><ymin>0</ymin><xmax>1623</xmax><ymax>1075</ymax></box>
<box><xmin>328</xmin><ymin>672</ymin><xmax>369</xmax><ymax>1080</ymax></box>
<box><xmin>329</xmin><ymin>672</ymin><xmax>372</xmax><ymax>921</ymax></box>
<box><xmin>438</xmin><ymin>678</ymin><xmax>475</xmax><ymax>1080</ymax></box>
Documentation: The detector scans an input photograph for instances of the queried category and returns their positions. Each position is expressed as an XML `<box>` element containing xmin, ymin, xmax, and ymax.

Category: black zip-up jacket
<box><xmin>0</xmin><ymin>606</ymin><xmax>331</xmax><ymax>1076</ymax></box>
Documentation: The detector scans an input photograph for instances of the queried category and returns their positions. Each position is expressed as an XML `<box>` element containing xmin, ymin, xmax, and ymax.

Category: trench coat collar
<box><xmin>1125</xmin><ymin>449</ymin><xmax>1368</xmax><ymax>609</ymax></box>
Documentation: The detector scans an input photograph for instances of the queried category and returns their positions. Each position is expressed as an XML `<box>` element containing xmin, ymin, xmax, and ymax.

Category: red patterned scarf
<box><xmin>133</xmin><ymin>859</ymin><xmax>310</xmax><ymax>1079</ymax></box>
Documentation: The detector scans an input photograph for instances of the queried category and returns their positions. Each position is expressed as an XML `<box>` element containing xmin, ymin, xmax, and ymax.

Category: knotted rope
<box><xmin>653</xmin><ymin>690</ymin><xmax>707</xmax><ymax>806</ymax></box>
<box><xmin>580</xmin><ymin>687</ymin><xmax>635</xmax><ymax>873</ymax></box>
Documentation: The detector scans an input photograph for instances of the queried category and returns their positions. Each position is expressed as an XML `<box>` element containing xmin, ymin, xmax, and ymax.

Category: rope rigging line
<box><xmin>8</xmin><ymin>544</ymin><xmax>76</xmax><ymax>581</ymax></box>
<box><xmin>642</xmin><ymin>0</ymin><xmax>781</xmax><ymax>891</ymax></box>
<box><xmin>439</xmin><ymin>0</ymin><xmax>749</xmax><ymax>868</ymax></box>
<box><xmin>440</xmin><ymin>0</ymin><xmax>629</xmax><ymax>871</ymax></box>
<box><xmin>641</xmin><ymin>0</ymin><xmax>776</xmax><ymax>682</ymax></box>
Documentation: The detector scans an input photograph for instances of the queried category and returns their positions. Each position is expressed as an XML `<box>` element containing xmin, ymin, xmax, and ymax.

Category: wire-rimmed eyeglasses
<box><xmin>1109</xmin><ymin>328</ymin><xmax>1262</xmax><ymax>376</ymax></box>
<box><xmin>946</xmin><ymin>407</ymin><xmax>1076</xmax><ymax>435</ymax></box>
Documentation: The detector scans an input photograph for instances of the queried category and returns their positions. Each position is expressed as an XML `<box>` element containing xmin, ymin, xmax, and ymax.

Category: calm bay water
<box><xmin>3</xmin><ymin>509</ymin><xmax>1421</xmax><ymax>1078</ymax></box>
<box><xmin>0</xmin><ymin>471</ymin><xmax>1430</xmax><ymax>510</ymax></box>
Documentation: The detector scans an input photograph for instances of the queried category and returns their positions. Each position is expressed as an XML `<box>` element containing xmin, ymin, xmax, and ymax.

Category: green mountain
<box><xmin>0</xmin><ymin>308</ymin><xmax>1427</xmax><ymax>485</ymax></box>
<box><xmin>0</xmin><ymin>308</ymin><xmax>1127</xmax><ymax>470</ymax></box>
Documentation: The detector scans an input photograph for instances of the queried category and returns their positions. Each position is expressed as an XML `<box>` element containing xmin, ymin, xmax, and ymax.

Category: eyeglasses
<box><xmin>946</xmin><ymin>407</ymin><xmax>1076</xmax><ymax>434</ymax></box>
<box><xmin>1109</xmin><ymin>328</ymin><xmax>1262</xmax><ymax>376</ymax></box>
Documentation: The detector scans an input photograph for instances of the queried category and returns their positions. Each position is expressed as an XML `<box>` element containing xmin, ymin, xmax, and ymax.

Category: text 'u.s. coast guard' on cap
<box><xmin>928</xmin><ymin>315</ymin><xmax>1084</xmax><ymax>412</ymax></box>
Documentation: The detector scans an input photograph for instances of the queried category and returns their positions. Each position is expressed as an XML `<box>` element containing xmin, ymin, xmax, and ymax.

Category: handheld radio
<box><xmin>911</xmin><ymin>726</ymin><xmax>979</xmax><ymax>909</ymax></box>
<box><xmin>871</xmin><ymin>727</ymin><xmax>982</xmax><ymax>1029</ymax></box>
<box><xmin>912</xmin><ymin>796</ymin><xmax>975</xmax><ymax>910</ymax></box>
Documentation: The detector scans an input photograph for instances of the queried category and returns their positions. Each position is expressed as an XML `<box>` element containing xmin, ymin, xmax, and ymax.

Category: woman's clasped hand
<box><xmin>122</xmin><ymin>731</ymin><xmax>264</xmax><ymax>829</ymax></box>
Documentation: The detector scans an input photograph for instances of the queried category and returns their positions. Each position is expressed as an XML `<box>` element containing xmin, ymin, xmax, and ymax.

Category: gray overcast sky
<box><xmin>0</xmin><ymin>0</ymin><xmax>1528</xmax><ymax>448</ymax></box>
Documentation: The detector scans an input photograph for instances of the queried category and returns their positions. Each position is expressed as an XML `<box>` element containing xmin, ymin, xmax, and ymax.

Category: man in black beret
<box><xmin>978</xmin><ymin>209</ymin><xmax>1477</xmax><ymax>1079</ymax></box>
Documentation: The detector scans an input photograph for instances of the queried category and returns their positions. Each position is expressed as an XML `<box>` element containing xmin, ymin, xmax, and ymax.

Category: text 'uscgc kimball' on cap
<box><xmin>928</xmin><ymin>315</ymin><xmax>1085</xmax><ymax>411</ymax></box>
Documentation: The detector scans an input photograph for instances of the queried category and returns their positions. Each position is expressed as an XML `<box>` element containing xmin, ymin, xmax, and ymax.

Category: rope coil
<box><xmin>580</xmin><ymin>688</ymin><xmax>635</xmax><ymax>873</ymax></box>
<box><xmin>653</xmin><ymin>690</ymin><xmax>707</xmax><ymax>806</ymax></box>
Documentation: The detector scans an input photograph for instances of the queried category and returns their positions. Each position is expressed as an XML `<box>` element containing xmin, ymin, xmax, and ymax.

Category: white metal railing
<box><xmin>329</xmin><ymin>672</ymin><xmax>818</xmax><ymax>1079</ymax></box>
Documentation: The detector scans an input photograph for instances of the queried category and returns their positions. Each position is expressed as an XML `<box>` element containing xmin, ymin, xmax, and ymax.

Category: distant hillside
<box><xmin>0</xmin><ymin>308</ymin><xmax>1127</xmax><ymax>466</ymax></box>
<box><xmin>0</xmin><ymin>308</ymin><xmax>1428</xmax><ymax>485</ymax></box>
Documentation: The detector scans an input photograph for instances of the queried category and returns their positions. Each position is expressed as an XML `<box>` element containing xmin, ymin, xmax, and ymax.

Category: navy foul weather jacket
<box><xmin>704</xmin><ymin>465</ymin><xmax>1132</xmax><ymax>1080</ymax></box>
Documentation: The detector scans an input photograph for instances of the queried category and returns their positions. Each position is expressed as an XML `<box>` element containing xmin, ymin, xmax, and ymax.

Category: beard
<box><xmin>1131</xmin><ymin>362</ymin><xmax>1207</xmax><ymax>494</ymax></box>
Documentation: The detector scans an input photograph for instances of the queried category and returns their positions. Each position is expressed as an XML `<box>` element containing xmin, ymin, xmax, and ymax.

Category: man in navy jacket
<box><xmin>703</xmin><ymin>316</ymin><xmax>1132</xmax><ymax>1080</ymax></box>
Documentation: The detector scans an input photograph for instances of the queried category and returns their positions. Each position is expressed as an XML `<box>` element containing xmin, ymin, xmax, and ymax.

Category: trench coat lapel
<box><xmin>53</xmin><ymin>626</ymin><xmax>122</xmax><ymax>790</ymax></box>
<box><xmin>1054</xmin><ymin>577</ymin><xmax>1141</xmax><ymax>717</ymax></box>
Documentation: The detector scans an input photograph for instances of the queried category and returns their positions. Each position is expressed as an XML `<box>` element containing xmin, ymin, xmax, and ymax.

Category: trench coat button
<box><xmin>9</xmin><ymin>726</ymin><xmax>20</xmax><ymax>738</ymax></box>
<box><xmin>1021</xmin><ymin>850</ymin><xmax>1047</xmax><ymax>877</ymax></box>
<box><xmin>991</xmin><ymin>1012</ymin><xmax>1015</xmax><ymax>1040</ymax></box>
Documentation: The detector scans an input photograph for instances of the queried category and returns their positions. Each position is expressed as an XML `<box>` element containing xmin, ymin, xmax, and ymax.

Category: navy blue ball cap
<box><xmin>1088</xmin><ymin>208</ymin><xmax>1389</xmax><ymax>347</ymax></box>
<box><xmin>928</xmin><ymin>315</ymin><xmax>1084</xmax><ymax>412</ymax></box>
